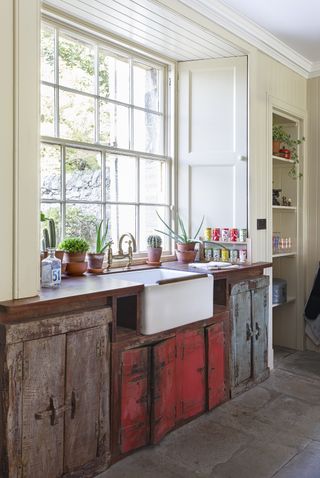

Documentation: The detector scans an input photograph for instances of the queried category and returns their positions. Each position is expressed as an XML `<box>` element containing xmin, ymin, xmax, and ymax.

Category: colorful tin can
<box><xmin>204</xmin><ymin>227</ymin><xmax>212</xmax><ymax>241</ymax></box>
<box><xmin>239</xmin><ymin>228</ymin><xmax>247</xmax><ymax>242</ymax></box>
<box><xmin>230</xmin><ymin>228</ymin><xmax>239</xmax><ymax>242</ymax></box>
<box><xmin>212</xmin><ymin>228</ymin><xmax>221</xmax><ymax>241</ymax></box>
<box><xmin>230</xmin><ymin>249</ymin><xmax>238</xmax><ymax>262</ymax></box>
<box><xmin>213</xmin><ymin>249</ymin><xmax>221</xmax><ymax>261</ymax></box>
<box><xmin>204</xmin><ymin>248</ymin><xmax>213</xmax><ymax>260</ymax></box>
<box><xmin>239</xmin><ymin>249</ymin><xmax>247</xmax><ymax>263</ymax></box>
<box><xmin>221</xmin><ymin>228</ymin><xmax>229</xmax><ymax>242</ymax></box>
<box><xmin>221</xmin><ymin>249</ymin><xmax>229</xmax><ymax>262</ymax></box>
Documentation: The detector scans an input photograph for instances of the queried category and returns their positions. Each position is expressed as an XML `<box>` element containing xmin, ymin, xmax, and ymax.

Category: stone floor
<box><xmin>99</xmin><ymin>348</ymin><xmax>320</xmax><ymax>478</ymax></box>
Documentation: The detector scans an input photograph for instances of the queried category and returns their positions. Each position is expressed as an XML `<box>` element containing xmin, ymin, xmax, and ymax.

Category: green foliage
<box><xmin>95</xmin><ymin>219</ymin><xmax>112</xmax><ymax>253</ymax></box>
<box><xmin>272</xmin><ymin>125</ymin><xmax>288</xmax><ymax>142</ymax></box>
<box><xmin>147</xmin><ymin>235</ymin><xmax>162</xmax><ymax>248</ymax></box>
<box><xmin>58</xmin><ymin>237</ymin><xmax>89</xmax><ymax>254</ymax></box>
<box><xmin>155</xmin><ymin>211</ymin><xmax>204</xmax><ymax>244</ymax></box>
<box><xmin>65</xmin><ymin>207</ymin><xmax>97</xmax><ymax>246</ymax></box>
<box><xmin>272</xmin><ymin>125</ymin><xmax>305</xmax><ymax>179</ymax></box>
<box><xmin>41</xmin><ymin>216</ymin><xmax>57</xmax><ymax>250</ymax></box>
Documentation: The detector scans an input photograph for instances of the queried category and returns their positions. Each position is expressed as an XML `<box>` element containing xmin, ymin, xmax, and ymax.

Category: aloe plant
<box><xmin>94</xmin><ymin>219</ymin><xmax>112</xmax><ymax>254</ymax></box>
<box><xmin>155</xmin><ymin>211</ymin><xmax>204</xmax><ymax>244</ymax></box>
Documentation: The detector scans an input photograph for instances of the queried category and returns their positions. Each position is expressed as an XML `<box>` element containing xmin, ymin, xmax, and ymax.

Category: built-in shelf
<box><xmin>272</xmin><ymin>297</ymin><xmax>296</xmax><ymax>308</ymax></box>
<box><xmin>272</xmin><ymin>252</ymin><xmax>296</xmax><ymax>258</ymax></box>
<box><xmin>202</xmin><ymin>240</ymin><xmax>247</xmax><ymax>245</ymax></box>
<box><xmin>272</xmin><ymin>206</ymin><xmax>296</xmax><ymax>211</ymax></box>
<box><xmin>272</xmin><ymin>155</ymin><xmax>294</xmax><ymax>164</ymax></box>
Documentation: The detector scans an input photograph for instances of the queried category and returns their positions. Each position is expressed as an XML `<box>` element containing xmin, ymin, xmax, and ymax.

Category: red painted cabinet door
<box><xmin>151</xmin><ymin>337</ymin><xmax>176</xmax><ymax>444</ymax></box>
<box><xmin>207</xmin><ymin>321</ymin><xmax>228</xmax><ymax>409</ymax></box>
<box><xmin>120</xmin><ymin>347</ymin><xmax>150</xmax><ymax>454</ymax></box>
<box><xmin>176</xmin><ymin>328</ymin><xmax>206</xmax><ymax>422</ymax></box>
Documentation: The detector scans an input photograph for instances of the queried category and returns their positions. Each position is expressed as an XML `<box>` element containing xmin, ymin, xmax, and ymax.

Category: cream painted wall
<box><xmin>0</xmin><ymin>0</ymin><xmax>40</xmax><ymax>301</ymax></box>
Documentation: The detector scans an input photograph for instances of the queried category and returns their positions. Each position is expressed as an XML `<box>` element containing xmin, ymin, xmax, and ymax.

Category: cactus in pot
<box><xmin>41</xmin><ymin>217</ymin><xmax>66</xmax><ymax>269</ymax></box>
<box><xmin>146</xmin><ymin>234</ymin><xmax>162</xmax><ymax>265</ymax></box>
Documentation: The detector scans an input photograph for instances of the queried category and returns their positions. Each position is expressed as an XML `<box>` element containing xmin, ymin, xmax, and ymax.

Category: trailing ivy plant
<box><xmin>272</xmin><ymin>125</ymin><xmax>305</xmax><ymax>179</ymax></box>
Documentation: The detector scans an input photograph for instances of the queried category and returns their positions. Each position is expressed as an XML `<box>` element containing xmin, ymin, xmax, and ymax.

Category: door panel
<box><xmin>252</xmin><ymin>287</ymin><xmax>269</xmax><ymax>379</ymax></box>
<box><xmin>178</xmin><ymin>57</ymin><xmax>247</xmax><ymax>231</ymax></box>
<box><xmin>230</xmin><ymin>290</ymin><xmax>252</xmax><ymax>387</ymax></box>
<box><xmin>151</xmin><ymin>337</ymin><xmax>176</xmax><ymax>444</ymax></box>
<box><xmin>207</xmin><ymin>322</ymin><xmax>227</xmax><ymax>409</ymax></box>
<box><xmin>22</xmin><ymin>335</ymin><xmax>65</xmax><ymax>478</ymax></box>
<box><xmin>120</xmin><ymin>347</ymin><xmax>150</xmax><ymax>454</ymax></box>
<box><xmin>176</xmin><ymin>328</ymin><xmax>206</xmax><ymax>422</ymax></box>
<box><xmin>64</xmin><ymin>325</ymin><xmax>109</xmax><ymax>472</ymax></box>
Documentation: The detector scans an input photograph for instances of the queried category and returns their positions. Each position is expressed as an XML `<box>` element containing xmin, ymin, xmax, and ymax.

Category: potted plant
<box><xmin>272</xmin><ymin>125</ymin><xmax>288</xmax><ymax>154</ymax></box>
<box><xmin>87</xmin><ymin>220</ymin><xmax>112</xmax><ymax>272</ymax></box>
<box><xmin>146</xmin><ymin>235</ymin><xmax>162</xmax><ymax>265</ymax></box>
<box><xmin>41</xmin><ymin>215</ymin><xmax>66</xmax><ymax>272</ymax></box>
<box><xmin>155</xmin><ymin>211</ymin><xmax>204</xmax><ymax>263</ymax></box>
<box><xmin>58</xmin><ymin>237</ymin><xmax>89</xmax><ymax>275</ymax></box>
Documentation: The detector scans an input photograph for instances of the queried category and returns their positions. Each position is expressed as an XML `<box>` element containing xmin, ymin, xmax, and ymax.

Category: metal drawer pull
<box><xmin>255</xmin><ymin>323</ymin><xmax>261</xmax><ymax>339</ymax></box>
<box><xmin>35</xmin><ymin>391</ymin><xmax>77</xmax><ymax>425</ymax></box>
<box><xmin>246</xmin><ymin>323</ymin><xmax>253</xmax><ymax>340</ymax></box>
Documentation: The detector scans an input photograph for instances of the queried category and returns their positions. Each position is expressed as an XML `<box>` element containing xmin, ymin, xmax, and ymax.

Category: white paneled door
<box><xmin>178</xmin><ymin>57</ymin><xmax>248</xmax><ymax>234</ymax></box>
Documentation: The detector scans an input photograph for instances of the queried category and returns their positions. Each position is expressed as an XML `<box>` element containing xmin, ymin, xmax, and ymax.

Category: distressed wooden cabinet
<box><xmin>112</xmin><ymin>310</ymin><xmax>229</xmax><ymax>458</ymax></box>
<box><xmin>0</xmin><ymin>307</ymin><xmax>112</xmax><ymax>478</ymax></box>
<box><xmin>229</xmin><ymin>276</ymin><xmax>269</xmax><ymax>396</ymax></box>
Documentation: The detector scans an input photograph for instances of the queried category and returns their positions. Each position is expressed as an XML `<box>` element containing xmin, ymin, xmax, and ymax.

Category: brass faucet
<box><xmin>107</xmin><ymin>233</ymin><xmax>137</xmax><ymax>270</ymax></box>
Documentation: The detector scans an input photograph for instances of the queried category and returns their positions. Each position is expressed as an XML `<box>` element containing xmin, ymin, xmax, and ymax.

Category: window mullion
<box><xmin>61</xmin><ymin>145</ymin><xmax>66</xmax><ymax>239</ymax></box>
<box><xmin>54</xmin><ymin>27</ymin><xmax>60</xmax><ymax>138</ymax></box>
<box><xmin>95</xmin><ymin>44</ymin><xmax>100</xmax><ymax>144</ymax></box>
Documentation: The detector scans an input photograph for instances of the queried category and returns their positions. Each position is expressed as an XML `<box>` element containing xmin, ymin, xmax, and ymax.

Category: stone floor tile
<box><xmin>211</xmin><ymin>440</ymin><xmax>297</xmax><ymax>478</ymax></box>
<box><xmin>277</xmin><ymin>350</ymin><xmax>320</xmax><ymax>379</ymax></box>
<box><xmin>273</xmin><ymin>346</ymin><xmax>296</xmax><ymax>368</ymax></box>
<box><xmin>273</xmin><ymin>441</ymin><xmax>320</xmax><ymax>478</ymax></box>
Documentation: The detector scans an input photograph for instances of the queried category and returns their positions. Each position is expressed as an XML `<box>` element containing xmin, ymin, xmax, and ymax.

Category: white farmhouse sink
<box><xmin>110</xmin><ymin>269</ymin><xmax>214</xmax><ymax>335</ymax></box>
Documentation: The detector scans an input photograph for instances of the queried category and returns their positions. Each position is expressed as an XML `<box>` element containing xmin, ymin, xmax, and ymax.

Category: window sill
<box><xmin>102</xmin><ymin>255</ymin><xmax>176</xmax><ymax>270</ymax></box>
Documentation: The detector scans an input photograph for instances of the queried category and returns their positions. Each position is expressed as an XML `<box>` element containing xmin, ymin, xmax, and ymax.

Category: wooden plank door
<box><xmin>120</xmin><ymin>347</ymin><xmax>150</xmax><ymax>454</ymax></box>
<box><xmin>207</xmin><ymin>320</ymin><xmax>228</xmax><ymax>410</ymax></box>
<box><xmin>252</xmin><ymin>285</ymin><xmax>269</xmax><ymax>380</ymax></box>
<box><xmin>230</xmin><ymin>290</ymin><xmax>252</xmax><ymax>388</ymax></box>
<box><xmin>22</xmin><ymin>335</ymin><xmax>65</xmax><ymax>478</ymax></box>
<box><xmin>64</xmin><ymin>325</ymin><xmax>109</xmax><ymax>474</ymax></box>
<box><xmin>151</xmin><ymin>337</ymin><xmax>176</xmax><ymax>444</ymax></box>
<box><xmin>176</xmin><ymin>328</ymin><xmax>206</xmax><ymax>422</ymax></box>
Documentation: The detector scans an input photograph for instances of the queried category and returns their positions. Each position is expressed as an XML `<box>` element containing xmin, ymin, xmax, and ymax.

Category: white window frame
<box><xmin>40</xmin><ymin>18</ymin><xmax>175</xmax><ymax>257</ymax></box>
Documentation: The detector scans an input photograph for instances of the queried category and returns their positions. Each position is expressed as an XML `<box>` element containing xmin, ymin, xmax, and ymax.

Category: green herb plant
<box><xmin>58</xmin><ymin>237</ymin><xmax>89</xmax><ymax>254</ymax></box>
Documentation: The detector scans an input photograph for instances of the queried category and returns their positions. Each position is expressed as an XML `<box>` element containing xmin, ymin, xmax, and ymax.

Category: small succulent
<box><xmin>147</xmin><ymin>235</ymin><xmax>162</xmax><ymax>249</ymax></box>
<box><xmin>58</xmin><ymin>237</ymin><xmax>89</xmax><ymax>254</ymax></box>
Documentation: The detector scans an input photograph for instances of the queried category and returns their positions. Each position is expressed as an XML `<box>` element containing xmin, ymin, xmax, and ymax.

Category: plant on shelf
<box><xmin>146</xmin><ymin>234</ymin><xmax>162</xmax><ymax>265</ymax></box>
<box><xmin>155</xmin><ymin>211</ymin><xmax>204</xmax><ymax>263</ymax></box>
<box><xmin>41</xmin><ymin>214</ymin><xmax>66</xmax><ymax>267</ymax></box>
<box><xmin>58</xmin><ymin>237</ymin><xmax>90</xmax><ymax>276</ymax></box>
<box><xmin>272</xmin><ymin>125</ymin><xmax>305</xmax><ymax>179</ymax></box>
<box><xmin>87</xmin><ymin>220</ymin><xmax>112</xmax><ymax>271</ymax></box>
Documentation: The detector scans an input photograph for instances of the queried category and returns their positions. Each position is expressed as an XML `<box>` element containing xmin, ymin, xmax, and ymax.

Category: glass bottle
<box><xmin>41</xmin><ymin>248</ymin><xmax>61</xmax><ymax>288</ymax></box>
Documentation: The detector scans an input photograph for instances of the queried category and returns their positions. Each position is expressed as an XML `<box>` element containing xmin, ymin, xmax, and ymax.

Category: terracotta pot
<box><xmin>147</xmin><ymin>247</ymin><xmax>162</xmax><ymax>265</ymax></box>
<box><xmin>273</xmin><ymin>140</ymin><xmax>281</xmax><ymax>155</ymax></box>
<box><xmin>64</xmin><ymin>251</ymin><xmax>86</xmax><ymax>263</ymax></box>
<box><xmin>177</xmin><ymin>242</ymin><xmax>196</xmax><ymax>252</ymax></box>
<box><xmin>87</xmin><ymin>252</ymin><xmax>105</xmax><ymax>270</ymax></box>
<box><xmin>66</xmin><ymin>261</ymin><xmax>88</xmax><ymax>276</ymax></box>
<box><xmin>176</xmin><ymin>250</ymin><xmax>197</xmax><ymax>264</ymax></box>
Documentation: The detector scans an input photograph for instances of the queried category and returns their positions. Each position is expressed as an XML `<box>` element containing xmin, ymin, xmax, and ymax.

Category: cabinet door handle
<box><xmin>246</xmin><ymin>323</ymin><xmax>253</xmax><ymax>340</ymax></box>
<box><xmin>255</xmin><ymin>322</ymin><xmax>261</xmax><ymax>340</ymax></box>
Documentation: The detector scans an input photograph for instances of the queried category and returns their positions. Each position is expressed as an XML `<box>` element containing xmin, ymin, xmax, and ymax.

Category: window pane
<box><xmin>41</xmin><ymin>24</ymin><xmax>55</xmax><ymax>83</ymax></box>
<box><xmin>134</xmin><ymin>109</ymin><xmax>163</xmax><ymax>154</ymax></box>
<box><xmin>59</xmin><ymin>32</ymin><xmax>95</xmax><ymax>94</ymax></box>
<box><xmin>41</xmin><ymin>144</ymin><xmax>61</xmax><ymax>200</ymax></box>
<box><xmin>140</xmin><ymin>159</ymin><xmax>167</xmax><ymax>204</ymax></box>
<box><xmin>65</xmin><ymin>148</ymin><xmax>102</xmax><ymax>201</ymax></box>
<box><xmin>99</xmin><ymin>49</ymin><xmax>129</xmax><ymax>102</ymax></box>
<box><xmin>41</xmin><ymin>203</ymin><xmax>62</xmax><ymax>247</ymax></box>
<box><xmin>139</xmin><ymin>206</ymin><xmax>170</xmax><ymax>251</ymax></box>
<box><xmin>41</xmin><ymin>85</ymin><xmax>55</xmax><ymax>136</ymax></box>
<box><xmin>133</xmin><ymin>62</ymin><xmax>162</xmax><ymax>111</ymax></box>
<box><xmin>99</xmin><ymin>101</ymin><xmax>129</xmax><ymax>149</ymax></box>
<box><xmin>60</xmin><ymin>91</ymin><xmax>95</xmax><ymax>142</ymax></box>
<box><xmin>65</xmin><ymin>203</ymin><xmax>101</xmax><ymax>249</ymax></box>
<box><xmin>106</xmin><ymin>155</ymin><xmax>136</xmax><ymax>202</ymax></box>
<box><xmin>108</xmin><ymin>205</ymin><xmax>136</xmax><ymax>248</ymax></box>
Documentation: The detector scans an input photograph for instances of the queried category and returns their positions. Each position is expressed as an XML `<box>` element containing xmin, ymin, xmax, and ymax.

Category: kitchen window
<box><xmin>40</xmin><ymin>21</ymin><xmax>173</xmax><ymax>253</ymax></box>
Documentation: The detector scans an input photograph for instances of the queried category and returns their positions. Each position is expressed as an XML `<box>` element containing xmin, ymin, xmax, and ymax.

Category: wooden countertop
<box><xmin>0</xmin><ymin>261</ymin><xmax>271</xmax><ymax>321</ymax></box>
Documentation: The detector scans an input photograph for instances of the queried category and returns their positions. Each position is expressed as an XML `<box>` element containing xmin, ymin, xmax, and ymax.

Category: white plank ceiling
<box><xmin>43</xmin><ymin>0</ymin><xmax>245</xmax><ymax>61</ymax></box>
